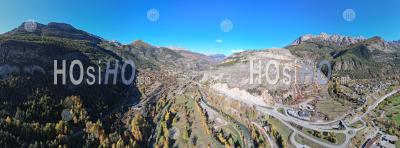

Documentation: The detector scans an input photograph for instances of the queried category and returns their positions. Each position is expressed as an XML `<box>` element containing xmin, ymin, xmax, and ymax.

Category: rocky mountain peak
<box><xmin>291</xmin><ymin>32</ymin><xmax>366</xmax><ymax>46</ymax></box>
<box><xmin>3</xmin><ymin>22</ymin><xmax>103</xmax><ymax>43</ymax></box>
<box><xmin>131</xmin><ymin>40</ymin><xmax>152</xmax><ymax>48</ymax></box>
<box><xmin>45</xmin><ymin>22</ymin><xmax>78</xmax><ymax>31</ymax></box>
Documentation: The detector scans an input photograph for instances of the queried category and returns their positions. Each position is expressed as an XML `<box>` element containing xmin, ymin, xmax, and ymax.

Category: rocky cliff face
<box><xmin>203</xmin><ymin>48</ymin><xmax>319</xmax><ymax>106</ymax></box>
<box><xmin>290</xmin><ymin>33</ymin><xmax>366</xmax><ymax>47</ymax></box>
<box><xmin>204</xmin><ymin>33</ymin><xmax>399</xmax><ymax>106</ymax></box>
<box><xmin>287</xmin><ymin>34</ymin><xmax>400</xmax><ymax>79</ymax></box>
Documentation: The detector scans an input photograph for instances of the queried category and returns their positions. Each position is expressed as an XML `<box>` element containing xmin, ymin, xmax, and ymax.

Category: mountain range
<box><xmin>2</xmin><ymin>22</ymin><xmax>399</xmax><ymax>111</ymax></box>
<box><xmin>0</xmin><ymin>22</ymin><xmax>399</xmax><ymax>147</ymax></box>
<box><xmin>287</xmin><ymin>33</ymin><xmax>400</xmax><ymax>79</ymax></box>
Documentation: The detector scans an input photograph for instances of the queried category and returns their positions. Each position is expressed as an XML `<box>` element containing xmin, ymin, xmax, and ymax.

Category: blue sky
<box><xmin>1</xmin><ymin>0</ymin><xmax>399</xmax><ymax>55</ymax></box>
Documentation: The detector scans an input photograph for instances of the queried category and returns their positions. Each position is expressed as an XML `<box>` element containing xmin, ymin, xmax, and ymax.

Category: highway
<box><xmin>203</xmin><ymin>82</ymin><xmax>400</xmax><ymax>147</ymax></box>
<box><xmin>290</xmin><ymin>132</ymin><xmax>311</xmax><ymax>148</ymax></box>
<box><xmin>162</xmin><ymin>75</ymin><xmax>400</xmax><ymax>148</ymax></box>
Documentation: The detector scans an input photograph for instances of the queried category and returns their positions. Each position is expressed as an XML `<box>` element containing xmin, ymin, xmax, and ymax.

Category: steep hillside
<box><xmin>203</xmin><ymin>48</ymin><xmax>319</xmax><ymax>106</ymax></box>
<box><xmin>0</xmin><ymin>22</ymin><xmax>146</xmax><ymax>147</ymax></box>
<box><xmin>99</xmin><ymin>40</ymin><xmax>220</xmax><ymax>71</ymax></box>
<box><xmin>0</xmin><ymin>22</ymin><xmax>226</xmax><ymax>147</ymax></box>
<box><xmin>287</xmin><ymin>33</ymin><xmax>400</xmax><ymax>79</ymax></box>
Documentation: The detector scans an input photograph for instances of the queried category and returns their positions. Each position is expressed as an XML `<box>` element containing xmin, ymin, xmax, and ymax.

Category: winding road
<box><xmin>204</xmin><ymin>82</ymin><xmax>399</xmax><ymax>148</ymax></box>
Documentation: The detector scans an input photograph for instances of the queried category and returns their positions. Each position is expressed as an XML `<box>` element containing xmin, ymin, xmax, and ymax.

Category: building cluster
<box><xmin>286</xmin><ymin>108</ymin><xmax>311</xmax><ymax>121</ymax></box>
<box><xmin>362</xmin><ymin>134</ymin><xmax>398</xmax><ymax>148</ymax></box>
<box><xmin>352</xmin><ymin>81</ymin><xmax>395</xmax><ymax>94</ymax></box>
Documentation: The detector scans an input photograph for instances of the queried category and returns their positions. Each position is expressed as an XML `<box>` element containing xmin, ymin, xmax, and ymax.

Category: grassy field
<box><xmin>349</xmin><ymin>120</ymin><xmax>364</xmax><ymax>128</ymax></box>
<box><xmin>295</xmin><ymin>134</ymin><xmax>324</xmax><ymax>148</ymax></box>
<box><xmin>379</xmin><ymin>94</ymin><xmax>400</xmax><ymax>125</ymax></box>
<box><xmin>349</xmin><ymin>127</ymin><xmax>373</xmax><ymax>147</ymax></box>
<box><xmin>297</xmin><ymin>126</ymin><xmax>346</xmax><ymax>145</ymax></box>
<box><xmin>294</xmin><ymin>133</ymin><xmax>306</xmax><ymax>145</ymax></box>
<box><xmin>277</xmin><ymin>108</ymin><xmax>286</xmax><ymax>115</ymax></box>
<box><xmin>392</xmin><ymin>114</ymin><xmax>400</xmax><ymax>125</ymax></box>
<box><xmin>269</xmin><ymin>117</ymin><xmax>292</xmax><ymax>146</ymax></box>
<box><xmin>370</xmin><ymin>93</ymin><xmax>400</xmax><ymax>137</ymax></box>
<box><xmin>190</xmin><ymin>99</ymin><xmax>214</xmax><ymax>147</ymax></box>
<box><xmin>315</xmin><ymin>99</ymin><xmax>350</xmax><ymax>120</ymax></box>
<box><xmin>167</xmin><ymin>93</ymin><xmax>223</xmax><ymax>147</ymax></box>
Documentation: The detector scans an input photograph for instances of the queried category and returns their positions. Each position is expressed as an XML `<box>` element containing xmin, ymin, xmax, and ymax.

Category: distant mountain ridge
<box><xmin>215</xmin><ymin>32</ymin><xmax>400</xmax><ymax>80</ymax></box>
<box><xmin>167</xmin><ymin>46</ymin><xmax>226</xmax><ymax>62</ymax></box>
<box><xmin>208</xmin><ymin>54</ymin><xmax>226</xmax><ymax>62</ymax></box>
<box><xmin>288</xmin><ymin>33</ymin><xmax>400</xmax><ymax>79</ymax></box>
<box><xmin>1</xmin><ymin>22</ymin><xmax>399</xmax><ymax>80</ymax></box>
<box><xmin>4</xmin><ymin>22</ymin><xmax>227</xmax><ymax>70</ymax></box>
<box><xmin>290</xmin><ymin>32</ymin><xmax>367</xmax><ymax>47</ymax></box>
<box><xmin>0</xmin><ymin>21</ymin><xmax>228</xmax><ymax>88</ymax></box>
<box><xmin>3</xmin><ymin>22</ymin><xmax>103</xmax><ymax>43</ymax></box>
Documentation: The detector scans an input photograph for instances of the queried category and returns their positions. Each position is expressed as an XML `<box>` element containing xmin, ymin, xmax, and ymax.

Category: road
<box><xmin>194</xmin><ymin>79</ymin><xmax>351</xmax><ymax>147</ymax></box>
<box><xmin>197</xmin><ymin>85</ymin><xmax>254</xmax><ymax>148</ymax></box>
<box><xmin>290</xmin><ymin>132</ymin><xmax>311</xmax><ymax>148</ymax></box>
<box><xmin>351</xmin><ymin>88</ymin><xmax>400</xmax><ymax>124</ymax></box>
<box><xmin>252</xmin><ymin>121</ymin><xmax>275</xmax><ymax>148</ymax></box>
<box><xmin>141</xmin><ymin>75</ymin><xmax>399</xmax><ymax>148</ymax></box>
<box><xmin>271</xmin><ymin>109</ymin><xmax>338</xmax><ymax>148</ymax></box>
<box><xmin>201</xmin><ymin>82</ymin><xmax>400</xmax><ymax>148</ymax></box>
<box><xmin>194</xmin><ymin>79</ymin><xmax>353</xmax><ymax>147</ymax></box>
<box><xmin>257</xmin><ymin>106</ymin><xmax>358</xmax><ymax>148</ymax></box>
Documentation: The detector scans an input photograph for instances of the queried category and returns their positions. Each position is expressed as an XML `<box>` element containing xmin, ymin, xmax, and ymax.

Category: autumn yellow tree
<box><xmin>130</xmin><ymin>113</ymin><xmax>149</xmax><ymax>143</ymax></box>
<box><xmin>85</xmin><ymin>120</ymin><xmax>109</xmax><ymax>147</ymax></box>
<box><xmin>63</xmin><ymin>96</ymin><xmax>88</xmax><ymax>124</ymax></box>
<box><xmin>5</xmin><ymin>116</ymin><xmax>12</xmax><ymax>124</ymax></box>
